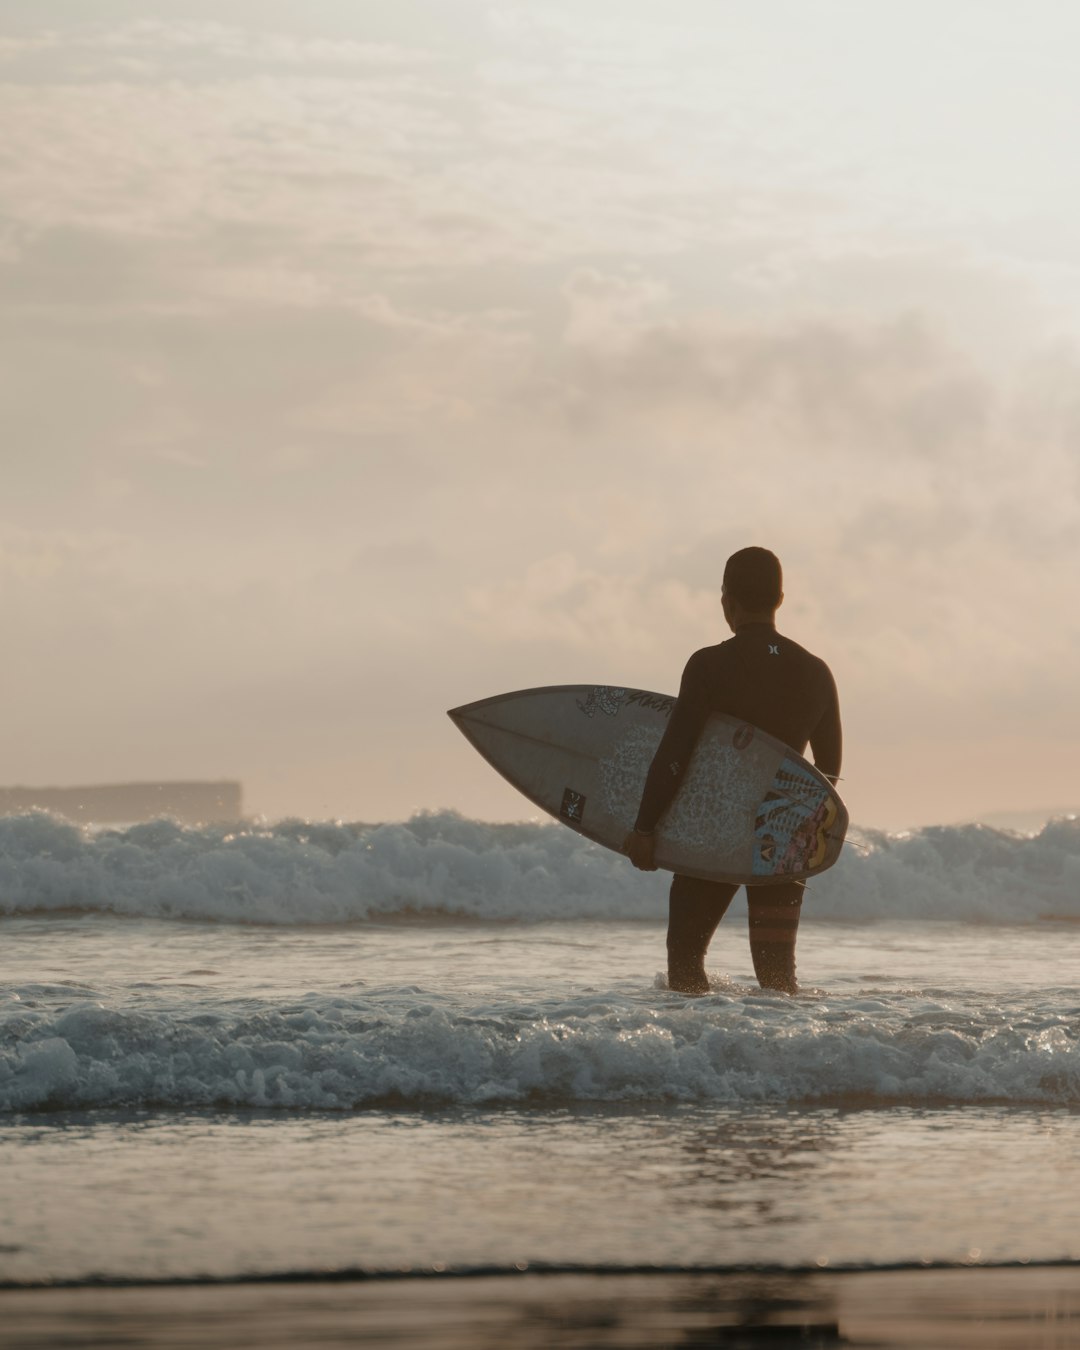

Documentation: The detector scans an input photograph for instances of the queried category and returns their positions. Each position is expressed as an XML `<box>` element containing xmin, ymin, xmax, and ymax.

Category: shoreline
<box><xmin>2</xmin><ymin>1255</ymin><xmax>1079</xmax><ymax>1291</ymax></box>
<box><xmin>3</xmin><ymin>1267</ymin><xmax>1080</xmax><ymax>1349</ymax></box>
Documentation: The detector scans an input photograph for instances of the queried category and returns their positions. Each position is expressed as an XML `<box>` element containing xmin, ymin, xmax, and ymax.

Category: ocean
<box><xmin>3</xmin><ymin>807</ymin><xmax>1080</xmax><ymax>1292</ymax></box>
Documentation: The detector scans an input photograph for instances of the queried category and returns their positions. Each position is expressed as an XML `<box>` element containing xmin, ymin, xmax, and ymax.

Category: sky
<box><xmin>4</xmin><ymin>0</ymin><xmax>1080</xmax><ymax>830</ymax></box>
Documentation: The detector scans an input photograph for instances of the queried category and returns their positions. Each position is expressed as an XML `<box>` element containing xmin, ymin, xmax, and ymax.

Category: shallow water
<box><xmin>4</xmin><ymin>1102</ymin><xmax>1080</xmax><ymax>1283</ymax></box>
<box><xmin>3</xmin><ymin>813</ymin><xmax>1080</xmax><ymax>1285</ymax></box>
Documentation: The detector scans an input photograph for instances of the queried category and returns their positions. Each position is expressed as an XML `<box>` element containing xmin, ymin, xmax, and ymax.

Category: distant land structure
<box><xmin>0</xmin><ymin>781</ymin><xmax>243</xmax><ymax>826</ymax></box>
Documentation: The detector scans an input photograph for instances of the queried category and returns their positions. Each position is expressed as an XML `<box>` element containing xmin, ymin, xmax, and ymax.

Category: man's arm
<box><xmin>809</xmin><ymin>666</ymin><xmax>842</xmax><ymax>784</ymax></box>
<box><xmin>625</xmin><ymin>652</ymin><xmax>711</xmax><ymax>869</ymax></box>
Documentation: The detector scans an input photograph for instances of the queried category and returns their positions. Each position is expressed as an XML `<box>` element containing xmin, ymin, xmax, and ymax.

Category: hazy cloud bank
<box><xmin>4</xmin><ymin>6</ymin><xmax>1080</xmax><ymax>827</ymax></box>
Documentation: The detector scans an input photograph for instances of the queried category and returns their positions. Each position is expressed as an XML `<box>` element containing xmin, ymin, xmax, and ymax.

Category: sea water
<box><xmin>2</xmin><ymin>809</ymin><xmax>1080</xmax><ymax>1286</ymax></box>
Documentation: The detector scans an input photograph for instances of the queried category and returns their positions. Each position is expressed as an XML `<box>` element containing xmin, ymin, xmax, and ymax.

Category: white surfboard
<box><xmin>449</xmin><ymin>684</ymin><xmax>848</xmax><ymax>885</ymax></box>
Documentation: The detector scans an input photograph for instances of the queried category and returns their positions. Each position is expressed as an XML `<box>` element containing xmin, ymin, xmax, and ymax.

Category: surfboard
<box><xmin>448</xmin><ymin>684</ymin><xmax>848</xmax><ymax>885</ymax></box>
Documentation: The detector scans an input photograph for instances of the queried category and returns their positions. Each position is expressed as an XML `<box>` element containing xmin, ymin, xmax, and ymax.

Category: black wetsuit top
<box><xmin>633</xmin><ymin>623</ymin><xmax>842</xmax><ymax>835</ymax></box>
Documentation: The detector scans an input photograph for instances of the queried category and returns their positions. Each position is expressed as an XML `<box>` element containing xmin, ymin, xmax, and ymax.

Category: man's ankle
<box><xmin>668</xmin><ymin>971</ymin><xmax>709</xmax><ymax>995</ymax></box>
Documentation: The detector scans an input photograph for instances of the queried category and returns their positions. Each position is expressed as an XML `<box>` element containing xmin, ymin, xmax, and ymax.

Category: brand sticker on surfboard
<box><xmin>560</xmin><ymin>787</ymin><xmax>587</xmax><ymax>823</ymax></box>
<box><xmin>753</xmin><ymin>758</ymin><xmax>837</xmax><ymax>875</ymax></box>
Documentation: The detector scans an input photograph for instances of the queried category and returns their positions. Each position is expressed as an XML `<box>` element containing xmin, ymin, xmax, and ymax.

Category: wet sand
<box><xmin>3</xmin><ymin>1267</ymin><xmax>1080</xmax><ymax>1349</ymax></box>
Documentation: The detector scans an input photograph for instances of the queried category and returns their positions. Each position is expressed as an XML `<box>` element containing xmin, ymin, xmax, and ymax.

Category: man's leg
<box><xmin>746</xmin><ymin>882</ymin><xmax>804</xmax><ymax>994</ymax></box>
<box><xmin>667</xmin><ymin>873</ymin><xmax>738</xmax><ymax>994</ymax></box>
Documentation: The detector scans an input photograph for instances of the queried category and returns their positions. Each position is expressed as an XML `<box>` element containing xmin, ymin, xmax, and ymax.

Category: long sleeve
<box><xmin>633</xmin><ymin>651</ymin><xmax>711</xmax><ymax>833</ymax></box>
<box><xmin>809</xmin><ymin>668</ymin><xmax>842</xmax><ymax>783</ymax></box>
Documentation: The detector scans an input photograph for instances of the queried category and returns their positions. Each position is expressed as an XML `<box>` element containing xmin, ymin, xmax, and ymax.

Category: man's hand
<box><xmin>624</xmin><ymin>829</ymin><xmax>658</xmax><ymax>871</ymax></box>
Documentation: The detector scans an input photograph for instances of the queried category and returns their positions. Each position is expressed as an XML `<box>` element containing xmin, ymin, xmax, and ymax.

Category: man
<box><xmin>624</xmin><ymin>547</ymin><xmax>841</xmax><ymax>996</ymax></box>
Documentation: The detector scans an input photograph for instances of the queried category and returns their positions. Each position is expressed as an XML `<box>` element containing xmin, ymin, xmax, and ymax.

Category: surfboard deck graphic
<box><xmin>448</xmin><ymin>684</ymin><xmax>848</xmax><ymax>886</ymax></box>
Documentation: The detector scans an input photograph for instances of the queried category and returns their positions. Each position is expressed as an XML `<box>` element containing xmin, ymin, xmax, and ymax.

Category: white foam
<box><xmin>0</xmin><ymin>810</ymin><xmax>1079</xmax><ymax>926</ymax></box>
<box><xmin>4</xmin><ymin>986</ymin><xmax>1079</xmax><ymax>1112</ymax></box>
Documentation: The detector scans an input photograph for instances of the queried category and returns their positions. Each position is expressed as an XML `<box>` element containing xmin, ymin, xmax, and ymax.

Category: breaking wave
<box><xmin>4</xmin><ymin>983</ymin><xmax>1079</xmax><ymax>1113</ymax></box>
<box><xmin>0</xmin><ymin>809</ymin><xmax>1079</xmax><ymax>926</ymax></box>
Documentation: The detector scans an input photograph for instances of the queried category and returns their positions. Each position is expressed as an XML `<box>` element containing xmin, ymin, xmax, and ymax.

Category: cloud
<box><xmin>0</xmin><ymin>18</ymin><xmax>436</xmax><ymax>76</ymax></box>
<box><xmin>562</xmin><ymin>268</ymin><xmax>671</xmax><ymax>353</ymax></box>
<box><xmin>518</xmin><ymin>275</ymin><xmax>992</xmax><ymax>489</ymax></box>
<box><xmin>445</xmin><ymin>291</ymin><xmax>1080</xmax><ymax>747</ymax></box>
<box><xmin>5</xmin><ymin>7</ymin><xmax>1080</xmax><ymax>827</ymax></box>
<box><xmin>94</xmin><ymin>20</ymin><xmax>435</xmax><ymax>70</ymax></box>
<box><xmin>465</xmin><ymin>551</ymin><xmax>718</xmax><ymax>660</ymax></box>
<box><xmin>0</xmin><ymin>10</ymin><xmax>854</xmax><ymax>293</ymax></box>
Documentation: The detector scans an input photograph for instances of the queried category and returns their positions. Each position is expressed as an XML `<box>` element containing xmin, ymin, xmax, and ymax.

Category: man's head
<box><xmin>722</xmin><ymin>547</ymin><xmax>783</xmax><ymax>628</ymax></box>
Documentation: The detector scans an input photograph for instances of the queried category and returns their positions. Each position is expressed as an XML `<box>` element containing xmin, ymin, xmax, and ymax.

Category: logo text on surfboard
<box><xmin>576</xmin><ymin>687</ymin><xmax>675</xmax><ymax>718</ymax></box>
<box><xmin>626</xmin><ymin>690</ymin><xmax>675</xmax><ymax>715</ymax></box>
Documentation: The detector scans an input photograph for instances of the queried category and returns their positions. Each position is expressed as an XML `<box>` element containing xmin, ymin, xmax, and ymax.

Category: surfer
<box><xmin>624</xmin><ymin>547</ymin><xmax>842</xmax><ymax>995</ymax></box>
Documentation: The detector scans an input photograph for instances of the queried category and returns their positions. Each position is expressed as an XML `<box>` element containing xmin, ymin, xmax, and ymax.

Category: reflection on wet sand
<box><xmin>3</xmin><ymin>1268</ymin><xmax>1080</xmax><ymax>1348</ymax></box>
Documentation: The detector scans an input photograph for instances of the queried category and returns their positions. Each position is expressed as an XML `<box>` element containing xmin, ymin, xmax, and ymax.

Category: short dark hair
<box><xmin>723</xmin><ymin>547</ymin><xmax>782</xmax><ymax>610</ymax></box>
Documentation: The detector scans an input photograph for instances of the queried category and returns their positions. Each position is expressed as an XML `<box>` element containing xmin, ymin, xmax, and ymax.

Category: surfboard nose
<box><xmin>447</xmin><ymin>690</ymin><xmax>524</xmax><ymax>727</ymax></box>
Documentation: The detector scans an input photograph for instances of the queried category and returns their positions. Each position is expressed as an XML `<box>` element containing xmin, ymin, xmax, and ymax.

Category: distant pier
<box><xmin>0</xmin><ymin>782</ymin><xmax>243</xmax><ymax>825</ymax></box>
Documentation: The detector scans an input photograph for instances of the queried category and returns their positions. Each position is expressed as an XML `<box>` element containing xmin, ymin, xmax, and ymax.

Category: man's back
<box><xmin>678</xmin><ymin>623</ymin><xmax>840</xmax><ymax>767</ymax></box>
<box><xmin>633</xmin><ymin>622</ymin><xmax>841</xmax><ymax>836</ymax></box>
